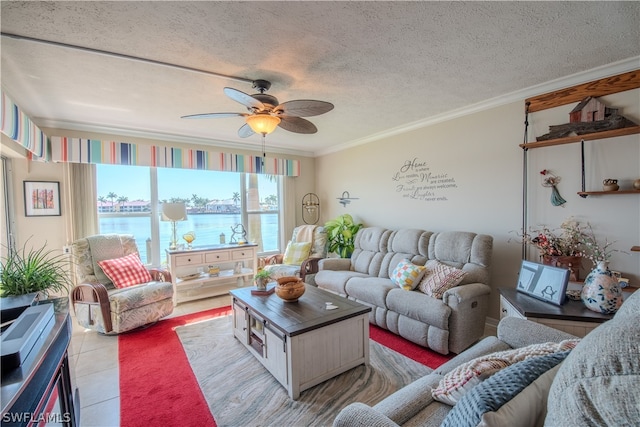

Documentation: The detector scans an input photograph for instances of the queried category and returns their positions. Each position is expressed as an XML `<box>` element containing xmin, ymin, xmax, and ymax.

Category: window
<box><xmin>96</xmin><ymin>165</ymin><xmax>281</xmax><ymax>266</ymax></box>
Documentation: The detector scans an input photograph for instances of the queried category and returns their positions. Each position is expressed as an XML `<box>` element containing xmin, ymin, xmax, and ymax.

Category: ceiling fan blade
<box><xmin>278</xmin><ymin>116</ymin><xmax>318</xmax><ymax>134</ymax></box>
<box><xmin>223</xmin><ymin>87</ymin><xmax>264</xmax><ymax>110</ymax></box>
<box><xmin>275</xmin><ymin>100</ymin><xmax>334</xmax><ymax>117</ymax></box>
<box><xmin>238</xmin><ymin>123</ymin><xmax>255</xmax><ymax>138</ymax></box>
<box><xmin>181</xmin><ymin>112</ymin><xmax>245</xmax><ymax>119</ymax></box>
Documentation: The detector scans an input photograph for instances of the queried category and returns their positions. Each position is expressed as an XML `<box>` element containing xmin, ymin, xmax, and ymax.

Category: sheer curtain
<box><xmin>65</xmin><ymin>163</ymin><xmax>98</xmax><ymax>242</ymax></box>
<box><xmin>281</xmin><ymin>177</ymin><xmax>297</xmax><ymax>249</ymax></box>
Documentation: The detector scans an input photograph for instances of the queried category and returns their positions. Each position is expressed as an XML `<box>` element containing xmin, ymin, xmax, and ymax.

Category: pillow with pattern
<box><xmin>282</xmin><ymin>241</ymin><xmax>312</xmax><ymax>265</ymax></box>
<box><xmin>418</xmin><ymin>260</ymin><xmax>467</xmax><ymax>298</ymax></box>
<box><xmin>98</xmin><ymin>253</ymin><xmax>153</xmax><ymax>289</ymax></box>
<box><xmin>391</xmin><ymin>258</ymin><xmax>427</xmax><ymax>290</ymax></box>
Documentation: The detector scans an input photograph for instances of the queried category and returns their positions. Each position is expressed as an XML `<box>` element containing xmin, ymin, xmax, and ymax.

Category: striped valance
<box><xmin>50</xmin><ymin>137</ymin><xmax>300</xmax><ymax>177</ymax></box>
<box><xmin>0</xmin><ymin>91</ymin><xmax>48</xmax><ymax>159</ymax></box>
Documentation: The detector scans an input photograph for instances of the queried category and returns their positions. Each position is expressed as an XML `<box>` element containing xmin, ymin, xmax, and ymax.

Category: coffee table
<box><xmin>230</xmin><ymin>284</ymin><xmax>371</xmax><ymax>399</ymax></box>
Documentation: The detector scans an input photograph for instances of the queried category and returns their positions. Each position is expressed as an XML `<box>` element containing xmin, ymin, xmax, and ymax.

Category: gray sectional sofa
<box><xmin>333</xmin><ymin>289</ymin><xmax>640</xmax><ymax>426</ymax></box>
<box><xmin>315</xmin><ymin>227</ymin><xmax>493</xmax><ymax>355</ymax></box>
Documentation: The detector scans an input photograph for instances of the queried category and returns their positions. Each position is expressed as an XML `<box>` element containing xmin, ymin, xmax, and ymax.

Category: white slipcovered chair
<box><xmin>263</xmin><ymin>225</ymin><xmax>327</xmax><ymax>284</ymax></box>
<box><xmin>71</xmin><ymin>234</ymin><xmax>174</xmax><ymax>334</ymax></box>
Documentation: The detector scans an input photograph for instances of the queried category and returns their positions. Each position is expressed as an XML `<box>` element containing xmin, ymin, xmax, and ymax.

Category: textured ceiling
<box><xmin>1</xmin><ymin>1</ymin><xmax>639</xmax><ymax>156</ymax></box>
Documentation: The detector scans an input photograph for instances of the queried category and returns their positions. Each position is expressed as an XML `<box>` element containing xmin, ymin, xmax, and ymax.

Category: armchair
<box><xmin>71</xmin><ymin>234</ymin><xmax>174</xmax><ymax>334</ymax></box>
<box><xmin>263</xmin><ymin>225</ymin><xmax>327</xmax><ymax>284</ymax></box>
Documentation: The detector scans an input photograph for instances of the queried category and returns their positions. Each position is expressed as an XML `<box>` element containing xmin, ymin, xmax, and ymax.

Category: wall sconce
<box><xmin>161</xmin><ymin>202</ymin><xmax>188</xmax><ymax>250</ymax></box>
<box><xmin>337</xmin><ymin>191</ymin><xmax>359</xmax><ymax>207</ymax></box>
<box><xmin>302</xmin><ymin>193</ymin><xmax>320</xmax><ymax>224</ymax></box>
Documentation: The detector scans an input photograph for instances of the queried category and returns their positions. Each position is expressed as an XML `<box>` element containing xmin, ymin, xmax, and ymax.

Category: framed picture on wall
<box><xmin>516</xmin><ymin>260</ymin><xmax>569</xmax><ymax>306</ymax></box>
<box><xmin>24</xmin><ymin>181</ymin><xmax>61</xmax><ymax>217</ymax></box>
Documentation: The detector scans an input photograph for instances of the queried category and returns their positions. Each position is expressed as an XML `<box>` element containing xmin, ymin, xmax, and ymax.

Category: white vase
<box><xmin>581</xmin><ymin>261</ymin><xmax>623</xmax><ymax>314</ymax></box>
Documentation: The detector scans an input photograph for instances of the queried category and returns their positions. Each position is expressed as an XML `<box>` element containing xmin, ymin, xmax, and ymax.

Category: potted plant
<box><xmin>324</xmin><ymin>214</ymin><xmax>363</xmax><ymax>258</ymax></box>
<box><xmin>253</xmin><ymin>269</ymin><xmax>272</xmax><ymax>291</ymax></box>
<box><xmin>1</xmin><ymin>240</ymin><xmax>72</xmax><ymax>299</ymax></box>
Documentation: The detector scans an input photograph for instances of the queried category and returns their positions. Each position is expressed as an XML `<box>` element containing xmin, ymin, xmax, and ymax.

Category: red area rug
<box><xmin>119</xmin><ymin>307</ymin><xmax>231</xmax><ymax>427</ymax></box>
<box><xmin>119</xmin><ymin>306</ymin><xmax>453</xmax><ymax>427</ymax></box>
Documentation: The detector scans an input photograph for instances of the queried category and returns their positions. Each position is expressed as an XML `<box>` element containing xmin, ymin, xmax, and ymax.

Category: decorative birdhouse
<box><xmin>569</xmin><ymin>96</ymin><xmax>618</xmax><ymax>123</ymax></box>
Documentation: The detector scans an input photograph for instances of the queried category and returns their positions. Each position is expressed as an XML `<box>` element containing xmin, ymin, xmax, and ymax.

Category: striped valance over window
<box><xmin>50</xmin><ymin>136</ymin><xmax>301</xmax><ymax>176</ymax></box>
<box><xmin>0</xmin><ymin>91</ymin><xmax>48</xmax><ymax>159</ymax></box>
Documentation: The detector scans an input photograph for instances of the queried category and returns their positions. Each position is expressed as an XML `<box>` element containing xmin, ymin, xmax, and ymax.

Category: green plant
<box><xmin>324</xmin><ymin>214</ymin><xmax>363</xmax><ymax>258</ymax></box>
<box><xmin>0</xmin><ymin>240</ymin><xmax>72</xmax><ymax>297</ymax></box>
<box><xmin>254</xmin><ymin>269</ymin><xmax>272</xmax><ymax>281</ymax></box>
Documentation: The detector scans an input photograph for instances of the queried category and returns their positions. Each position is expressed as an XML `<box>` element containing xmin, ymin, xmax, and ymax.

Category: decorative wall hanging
<box><xmin>301</xmin><ymin>193</ymin><xmax>320</xmax><ymax>224</ymax></box>
<box><xmin>540</xmin><ymin>169</ymin><xmax>566</xmax><ymax>206</ymax></box>
<box><xmin>337</xmin><ymin>191</ymin><xmax>358</xmax><ymax>207</ymax></box>
<box><xmin>23</xmin><ymin>181</ymin><xmax>61</xmax><ymax>217</ymax></box>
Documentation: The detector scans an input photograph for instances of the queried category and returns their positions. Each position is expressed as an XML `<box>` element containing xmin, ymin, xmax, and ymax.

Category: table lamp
<box><xmin>161</xmin><ymin>202</ymin><xmax>187</xmax><ymax>250</ymax></box>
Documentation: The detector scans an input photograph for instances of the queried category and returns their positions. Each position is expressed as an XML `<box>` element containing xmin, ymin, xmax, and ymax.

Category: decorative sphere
<box><xmin>275</xmin><ymin>276</ymin><xmax>306</xmax><ymax>302</ymax></box>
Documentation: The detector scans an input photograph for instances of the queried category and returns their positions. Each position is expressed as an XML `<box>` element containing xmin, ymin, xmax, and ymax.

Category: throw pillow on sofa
<box><xmin>390</xmin><ymin>258</ymin><xmax>427</xmax><ymax>290</ymax></box>
<box><xmin>441</xmin><ymin>350</ymin><xmax>571</xmax><ymax>427</ymax></box>
<box><xmin>432</xmin><ymin>339</ymin><xmax>579</xmax><ymax>405</ymax></box>
<box><xmin>418</xmin><ymin>260</ymin><xmax>468</xmax><ymax>298</ymax></box>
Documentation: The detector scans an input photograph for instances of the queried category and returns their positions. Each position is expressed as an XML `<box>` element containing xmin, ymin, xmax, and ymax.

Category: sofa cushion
<box><xmin>386</xmin><ymin>289</ymin><xmax>451</xmax><ymax>330</ymax></box>
<box><xmin>315</xmin><ymin>270</ymin><xmax>368</xmax><ymax>295</ymax></box>
<box><xmin>345</xmin><ymin>277</ymin><xmax>396</xmax><ymax>307</ymax></box>
<box><xmin>98</xmin><ymin>253</ymin><xmax>153</xmax><ymax>289</ymax></box>
<box><xmin>545</xmin><ymin>290</ymin><xmax>640</xmax><ymax>426</ymax></box>
<box><xmin>418</xmin><ymin>260</ymin><xmax>467</xmax><ymax>298</ymax></box>
<box><xmin>441</xmin><ymin>351</ymin><xmax>570</xmax><ymax>427</ymax></box>
<box><xmin>432</xmin><ymin>339</ymin><xmax>579</xmax><ymax>405</ymax></box>
<box><xmin>390</xmin><ymin>259</ymin><xmax>427</xmax><ymax>290</ymax></box>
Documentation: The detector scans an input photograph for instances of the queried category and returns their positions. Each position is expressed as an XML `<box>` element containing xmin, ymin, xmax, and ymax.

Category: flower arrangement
<box><xmin>516</xmin><ymin>218</ymin><xmax>620</xmax><ymax>267</ymax></box>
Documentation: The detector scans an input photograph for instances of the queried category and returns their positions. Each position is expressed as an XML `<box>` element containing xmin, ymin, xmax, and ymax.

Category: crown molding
<box><xmin>314</xmin><ymin>56</ymin><xmax>640</xmax><ymax>157</ymax></box>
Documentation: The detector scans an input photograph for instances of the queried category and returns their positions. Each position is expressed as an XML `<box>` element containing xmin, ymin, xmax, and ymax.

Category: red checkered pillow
<box><xmin>97</xmin><ymin>253</ymin><xmax>152</xmax><ymax>289</ymax></box>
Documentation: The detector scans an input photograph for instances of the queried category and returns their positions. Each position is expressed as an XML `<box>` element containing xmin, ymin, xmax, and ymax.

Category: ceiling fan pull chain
<box><xmin>261</xmin><ymin>134</ymin><xmax>266</xmax><ymax>168</ymax></box>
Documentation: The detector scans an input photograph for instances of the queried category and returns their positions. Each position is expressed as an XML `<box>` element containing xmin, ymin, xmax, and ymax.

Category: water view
<box><xmin>100</xmin><ymin>213</ymin><xmax>279</xmax><ymax>264</ymax></box>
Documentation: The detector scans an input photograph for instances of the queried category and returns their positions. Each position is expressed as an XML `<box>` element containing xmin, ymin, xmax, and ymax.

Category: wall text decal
<box><xmin>392</xmin><ymin>158</ymin><xmax>458</xmax><ymax>202</ymax></box>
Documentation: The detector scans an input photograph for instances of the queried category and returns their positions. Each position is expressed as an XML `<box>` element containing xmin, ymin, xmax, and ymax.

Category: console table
<box><xmin>230</xmin><ymin>285</ymin><xmax>371</xmax><ymax>399</ymax></box>
<box><xmin>499</xmin><ymin>287</ymin><xmax>614</xmax><ymax>337</ymax></box>
<box><xmin>166</xmin><ymin>244</ymin><xmax>257</xmax><ymax>305</ymax></box>
<box><xmin>1</xmin><ymin>298</ymin><xmax>79</xmax><ymax>427</ymax></box>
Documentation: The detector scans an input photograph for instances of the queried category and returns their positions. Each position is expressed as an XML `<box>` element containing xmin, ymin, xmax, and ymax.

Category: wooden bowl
<box><xmin>275</xmin><ymin>276</ymin><xmax>306</xmax><ymax>302</ymax></box>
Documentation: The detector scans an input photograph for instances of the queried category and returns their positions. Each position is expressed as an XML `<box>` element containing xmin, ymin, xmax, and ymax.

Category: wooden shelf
<box><xmin>578</xmin><ymin>189</ymin><xmax>640</xmax><ymax>197</ymax></box>
<box><xmin>520</xmin><ymin>126</ymin><xmax>640</xmax><ymax>149</ymax></box>
<box><xmin>631</xmin><ymin>246</ymin><xmax>640</xmax><ymax>252</ymax></box>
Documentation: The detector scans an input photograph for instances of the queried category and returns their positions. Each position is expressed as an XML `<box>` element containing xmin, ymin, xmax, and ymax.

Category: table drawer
<box><xmin>232</xmin><ymin>248</ymin><xmax>254</xmax><ymax>260</ymax></box>
<box><xmin>175</xmin><ymin>254</ymin><xmax>204</xmax><ymax>266</ymax></box>
<box><xmin>205</xmin><ymin>251</ymin><xmax>230</xmax><ymax>263</ymax></box>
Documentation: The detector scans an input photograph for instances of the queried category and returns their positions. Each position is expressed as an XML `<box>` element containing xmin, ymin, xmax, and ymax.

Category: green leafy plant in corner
<box><xmin>0</xmin><ymin>239</ymin><xmax>72</xmax><ymax>297</ymax></box>
<box><xmin>324</xmin><ymin>214</ymin><xmax>363</xmax><ymax>258</ymax></box>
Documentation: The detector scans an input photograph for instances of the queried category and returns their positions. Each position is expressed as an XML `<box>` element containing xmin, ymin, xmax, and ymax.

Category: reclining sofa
<box><xmin>315</xmin><ymin>227</ymin><xmax>493</xmax><ymax>355</ymax></box>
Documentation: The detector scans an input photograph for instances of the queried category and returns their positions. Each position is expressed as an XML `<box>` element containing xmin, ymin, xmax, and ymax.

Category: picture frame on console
<box><xmin>516</xmin><ymin>260</ymin><xmax>569</xmax><ymax>306</ymax></box>
<box><xmin>23</xmin><ymin>181</ymin><xmax>61</xmax><ymax>217</ymax></box>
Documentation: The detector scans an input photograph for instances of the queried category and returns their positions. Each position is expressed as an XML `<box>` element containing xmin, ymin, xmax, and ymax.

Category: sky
<box><xmin>96</xmin><ymin>164</ymin><xmax>277</xmax><ymax>201</ymax></box>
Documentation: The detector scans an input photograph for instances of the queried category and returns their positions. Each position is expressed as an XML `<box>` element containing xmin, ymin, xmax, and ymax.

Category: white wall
<box><xmin>315</xmin><ymin>89</ymin><xmax>640</xmax><ymax>320</ymax></box>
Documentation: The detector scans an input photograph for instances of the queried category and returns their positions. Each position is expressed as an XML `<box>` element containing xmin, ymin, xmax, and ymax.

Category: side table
<box><xmin>499</xmin><ymin>287</ymin><xmax>613</xmax><ymax>337</ymax></box>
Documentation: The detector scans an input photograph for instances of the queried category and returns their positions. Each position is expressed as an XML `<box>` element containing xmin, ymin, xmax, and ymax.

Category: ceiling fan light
<box><xmin>246</xmin><ymin>114</ymin><xmax>281</xmax><ymax>135</ymax></box>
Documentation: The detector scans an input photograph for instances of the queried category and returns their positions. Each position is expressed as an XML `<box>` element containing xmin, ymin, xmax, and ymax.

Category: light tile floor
<box><xmin>69</xmin><ymin>294</ymin><xmax>232</xmax><ymax>427</ymax></box>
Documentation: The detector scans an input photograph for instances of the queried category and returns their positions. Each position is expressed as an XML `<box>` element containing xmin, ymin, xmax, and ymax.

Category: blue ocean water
<box><xmin>99</xmin><ymin>213</ymin><xmax>279</xmax><ymax>263</ymax></box>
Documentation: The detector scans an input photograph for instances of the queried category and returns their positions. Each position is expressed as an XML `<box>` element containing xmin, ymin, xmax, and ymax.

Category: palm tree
<box><xmin>117</xmin><ymin>196</ymin><xmax>129</xmax><ymax>212</ymax></box>
<box><xmin>107</xmin><ymin>192</ymin><xmax>118</xmax><ymax>212</ymax></box>
<box><xmin>232</xmin><ymin>192</ymin><xmax>240</xmax><ymax>206</ymax></box>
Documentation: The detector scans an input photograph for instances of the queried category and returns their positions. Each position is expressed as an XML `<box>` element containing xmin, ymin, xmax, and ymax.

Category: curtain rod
<box><xmin>1</xmin><ymin>32</ymin><xmax>255</xmax><ymax>85</ymax></box>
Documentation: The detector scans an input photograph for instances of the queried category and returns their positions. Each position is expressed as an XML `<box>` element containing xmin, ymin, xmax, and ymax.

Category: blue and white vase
<box><xmin>581</xmin><ymin>261</ymin><xmax>623</xmax><ymax>314</ymax></box>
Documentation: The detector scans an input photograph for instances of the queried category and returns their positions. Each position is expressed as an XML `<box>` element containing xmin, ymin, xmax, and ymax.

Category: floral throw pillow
<box><xmin>98</xmin><ymin>253</ymin><xmax>153</xmax><ymax>289</ymax></box>
<box><xmin>391</xmin><ymin>258</ymin><xmax>427</xmax><ymax>290</ymax></box>
<box><xmin>418</xmin><ymin>260</ymin><xmax>467</xmax><ymax>298</ymax></box>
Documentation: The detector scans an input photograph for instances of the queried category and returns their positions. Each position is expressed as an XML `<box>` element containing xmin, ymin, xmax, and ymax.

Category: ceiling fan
<box><xmin>181</xmin><ymin>79</ymin><xmax>334</xmax><ymax>138</ymax></box>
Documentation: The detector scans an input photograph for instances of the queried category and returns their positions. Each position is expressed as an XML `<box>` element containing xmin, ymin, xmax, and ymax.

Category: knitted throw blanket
<box><xmin>432</xmin><ymin>339</ymin><xmax>580</xmax><ymax>405</ymax></box>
